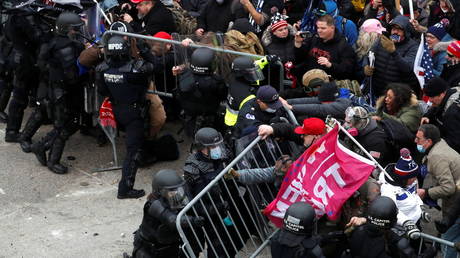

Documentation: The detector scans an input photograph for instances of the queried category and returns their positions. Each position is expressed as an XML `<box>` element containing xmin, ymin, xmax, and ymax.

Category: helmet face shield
<box><xmin>161</xmin><ymin>186</ymin><xmax>189</xmax><ymax>210</ymax></box>
<box><xmin>243</xmin><ymin>66</ymin><xmax>265</xmax><ymax>83</ymax></box>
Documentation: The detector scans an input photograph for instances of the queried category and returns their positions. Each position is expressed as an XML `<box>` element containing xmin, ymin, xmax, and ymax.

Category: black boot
<box><xmin>4</xmin><ymin>130</ymin><xmax>19</xmax><ymax>142</ymax></box>
<box><xmin>117</xmin><ymin>156</ymin><xmax>145</xmax><ymax>199</ymax></box>
<box><xmin>117</xmin><ymin>189</ymin><xmax>145</xmax><ymax>199</ymax></box>
<box><xmin>31</xmin><ymin>131</ymin><xmax>57</xmax><ymax>166</ymax></box>
<box><xmin>47</xmin><ymin>137</ymin><xmax>68</xmax><ymax>174</ymax></box>
<box><xmin>19</xmin><ymin>109</ymin><xmax>43</xmax><ymax>153</ymax></box>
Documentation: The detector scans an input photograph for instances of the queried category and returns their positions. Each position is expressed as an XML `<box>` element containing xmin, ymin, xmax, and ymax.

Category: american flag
<box><xmin>414</xmin><ymin>34</ymin><xmax>435</xmax><ymax>89</ymax></box>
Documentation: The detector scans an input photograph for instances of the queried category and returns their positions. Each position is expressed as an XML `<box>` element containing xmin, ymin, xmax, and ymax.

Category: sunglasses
<box><xmin>447</xmin><ymin>53</ymin><xmax>455</xmax><ymax>58</ymax></box>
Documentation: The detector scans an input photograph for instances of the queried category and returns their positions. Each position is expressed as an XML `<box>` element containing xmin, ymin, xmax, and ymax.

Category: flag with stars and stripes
<box><xmin>414</xmin><ymin>34</ymin><xmax>435</xmax><ymax>89</ymax></box>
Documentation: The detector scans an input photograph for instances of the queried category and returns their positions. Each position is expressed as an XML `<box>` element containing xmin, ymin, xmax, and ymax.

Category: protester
<box><xmin>280</xmin><ymin>69</ymin><xmax>330</xmax><ymax>99</ymax></box>
<box><xmin>425</xmin><ymin>22</ymin><xmax>452</xmax><ymax>76</ymax></box>
<box><xmin>441</xmin><ymin>40</ymin><xmax>460</xmax><ymax>87</ymax></box>
<box><xmin>123</xmin><ymin>0</ymin><xmax>176</xmax><ymax>35</ymax></box>
<box><xmin>318</xmin><ymin>0</ymin><xmax>359</xmax><ymax>45</ymax></box>
<box><xmin>422</xmin><ymin>77</ymin><xmax>460</xmax><ymax>154</ymax></box>
<box><xmin>415</xmin><ymin>124</ymin><xmax>460</xmax><ymax>258</ymax></box>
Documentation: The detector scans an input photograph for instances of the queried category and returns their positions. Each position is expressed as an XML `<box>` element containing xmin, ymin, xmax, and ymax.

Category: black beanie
<box><xmin>318</xmin><ymin>82</ymin><xmax>338</xmax><ymax>102</ymax></box>
<box><xmin>231</xmin><ymin>18</ymin><xmax>255</xmax><ymax>34</ymax></box>
<box><xmin>424</xmin><ymin>77</ymin><xmax>448</xmax><ymax>97</ymax></box>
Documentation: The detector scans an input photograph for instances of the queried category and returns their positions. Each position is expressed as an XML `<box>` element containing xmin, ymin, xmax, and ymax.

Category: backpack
<box><xmin>166</xmin><ymin>2</ymin><xmax>197</xmax><ymax>35</ymax></box>
<box><xmin>378</xmin><ymin>119</ymin><xmax>416</xmax><ymax>160</ymax></box>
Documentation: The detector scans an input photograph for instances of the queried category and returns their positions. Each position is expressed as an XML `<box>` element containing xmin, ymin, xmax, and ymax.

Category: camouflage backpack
<box><xmin>167</xmin><ymin>2</ymin><xmax>197</xmax><ymax>35</ymax></box>
<box><xmin>335</xmin><ymin>79</ymin><xmax>362</xmax><ymax>97</ymax></box>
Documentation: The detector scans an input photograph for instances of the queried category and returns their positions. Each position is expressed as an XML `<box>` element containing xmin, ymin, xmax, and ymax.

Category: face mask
<box><xmin>347</xmin><ymin>128</ymin><xmax>359</xmax><ymax>137</ymax></box>
<box><xmin>265</xmin><ymin>108</ymin><xmax>277</xmax><ymax>113</ymax></box>
<box><xmin>390</xmin><ymin>34</ymin><xmax>401</xmax><ymax>42</ymax></box>
<box><xmin>210</xmin><ymin>146</ymin><xmax>223</xmax><ymax>160</ymax></box>
<box><xmin>417</xmin><ymin>144</ymin><xmax>426</xmax><ymax>153</ymax></box>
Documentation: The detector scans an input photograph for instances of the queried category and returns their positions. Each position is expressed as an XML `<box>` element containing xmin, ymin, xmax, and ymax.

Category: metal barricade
<box><xmin>415</xmin><ymin>232</ymin><xmax>459</xmax><ymax>257</ymax></box>
<box><xmin>175</xmin><ymin>135</ymin><xmax>296</xmax><ymax>257</ymax></box>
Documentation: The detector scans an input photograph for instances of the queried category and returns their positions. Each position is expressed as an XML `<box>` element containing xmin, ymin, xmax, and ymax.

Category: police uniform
<box><xmin>3</xmin><ymin>6</ymin><xmax>45</xmax><ymax>140</ymax></box>
<box><xmin>96</xmin><ymin>56</ymin><xmax>153</xmax><ymax>197</ymax></box>
<box><xmin>224</xmin><ymin>77</ymin><xmax>256</xmax><ymax>127</ymax></box>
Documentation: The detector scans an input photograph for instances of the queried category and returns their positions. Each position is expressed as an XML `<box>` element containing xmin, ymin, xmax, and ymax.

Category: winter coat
<box><xmin>441</xmin><ymin>62</ymin><xmax>460</xmax><ymax>87</ymax></box>
<box><xmin>271</xmin><ymin>122</ymin><xmax>303</xmax><ymax>146</ymax></box>
<box><xmin>379</xmin><ymin>172</ymin><xmax>423</xmax><ymax>226</ymax></box>
<box><xmin>289</xmin><ymin>97</ymin><xmax>352</xmax><ymax>120</ymax></box>
<box><xmin>352</xmin><ymin>119</ymin><xmax>392</xmax><ymax>166</ymax></box>
<box><xmin>370</xmin><ymin>16</ymin><xmax>419</xmax><ymax>98</ymax></box>
<box><xmin>423</xmin><ymin>139</ymin><xmax>460</xmax><ymax>216</ymax></box>
<box><xmin>335</xmin><ymin>16</ymin><xmax>358</xmax><ymax>46</ymax></box>
<box><xmin>196</xmin><ymin>0</ymin><xmax>233</xmax><ymax>33</ymax></box>
<box><xmin>225</xmin><ymin>30</ymin><xmax>265</xmax><ymax>58</ymax></box>
<box><xmin>132</xmin><ymin>1</ymin><xmax>176</xmax><ymax>35</ymax></box>
<box><xmin>374</xmin><ymin>94</ymin><xmax>422</xmax><ymax>134</ymax></box>
<box><xmin>424</xmin><ymin>87</ymin><xmax>460</xmax><ymax>154</ymax></box>
<box><xmin>293</xmin><ymin>30</ymin><xmax>357</xmax><ymax>81</ymax></box>
<box><xmin>431</xmin><ymin>38</ymin><xmax>453</xmax><ymax>77</ymax></box>
<box><xmin>262</xmin><ymin>25</ymin><xmax>296</xmax><ymax>63</ymax></box>
<box><xmin>237</xmin><ymin>167</ymin><xmax>275</xmax><ymax>185</ymax></box>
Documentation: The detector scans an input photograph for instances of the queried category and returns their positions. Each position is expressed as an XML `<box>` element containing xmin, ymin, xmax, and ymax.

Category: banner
<box><xmin>99</xmin><ymin>98</ymin><xmax>117</xmax><ymax>140</ymax></box>
<box><xmin>264</xmin><ymin>126</ymin><xmax>375</xmax><ymax>227</ymax></box>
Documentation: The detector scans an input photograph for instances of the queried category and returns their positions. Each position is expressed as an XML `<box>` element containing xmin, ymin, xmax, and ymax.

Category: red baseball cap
<box><xmin>294</xmin><ymin>118</ymin><xmax>326</xmax><ymax>135</ymax></box>
<box><xmin>152</xmin><ymin>31</ymin><xmax>172</xmax><ymax>40</ymax></box>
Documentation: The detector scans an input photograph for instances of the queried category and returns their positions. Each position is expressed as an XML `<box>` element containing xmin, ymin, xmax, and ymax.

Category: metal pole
<box><xmin>413</xmin><ymin>232</ymin><xmax>456</xmax><ymax>248</ymax></box>
<box><xmin>283</xmin><ymin>106</ymin><xmax>299</xmax><ymax>126</ymax></box>
<box><xmin>330</xmin><ymin>118</ymin><xmax>394</xmax><ymax>181</ymax></box>
<box><xmin>146</xmin><ymin>89</ymin><xmax>174</xmax><ymax>98</ymax></box>
<box><xmin>92</xmin><ymin>0</ymin><xmax>112</xmax><ymax>25</ymax></box>
<box><xmin>104</xmin><ymin>30</ymin><xmax>265</xmax><ymax>59</ymax></box>
<box><xmin>176</xmin><ymin>136</ymin><xmax>263</xmax><ymax>257</ymax></box>
<box><xmin>249</xmin><ymin>228</ymin><xmax>280</xmax><ymax>258</ymax></box>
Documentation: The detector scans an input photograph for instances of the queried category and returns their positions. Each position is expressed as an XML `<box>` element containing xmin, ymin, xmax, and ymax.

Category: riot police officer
<box><xmin>347</xmin><ymin>196</ymin><xmax>422</xmax><ymax>258</ymax></box>
<box><xmin>177</xmin><ymin>47</ymin><xmax>227</xmax><ymax>136</ymax></box>
<box><xmin>96</xmin><ymin>34</ymin><xmax>152</xmax><ymax>199</ymax></box>
<box><xmin>128</xmin><ymin>169</ymin><xmax>204</xmax><ymax>257</ymax></box>
<box><xmin>30</xmin><ymin>12</ymin><xmax>85</xmax><ymax>174</ymax></box>
<box><xmin>3</xmin><ymin>0</ymin><xmax>45</xmax><ymax>142</ymax></box>
<box><xmin>0</xmin><ymin>23</ymin><xmax>13</xmax><ymax>123</ymax></box>
<box><xmin>224</xmin><ymin>56</ymin><xmax>265</xmax><ymax>128</ymax></box>
<box><xmin>271</xmin><ymin>202</ymin><xmax>325</xmax><ymax>258</ymax></box>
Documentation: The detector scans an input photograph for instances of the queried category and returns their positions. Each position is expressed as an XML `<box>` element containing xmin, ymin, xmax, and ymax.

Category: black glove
<box><xmin>266</xmin><ymin>54</ymin><xmax>281</xmax><ymax>63</ymax></box>
<box><xmin>192</xmin><ymin>216</ymin><xmax>205</xmax><ymax>227</ymax></box>
<box><xmin>435</xmin><ymin>218</ymin><xmax>451</xmax><ymax>234</ymax></box>
<box><xmin>403</xmin><ymin>220</ymin><xmax>420</xmax><ymax>239</ymax></box>
<box><xmin>136</xmin><ymin>38</ymin><xmax>150</xmax><ymax>54</ymax></box>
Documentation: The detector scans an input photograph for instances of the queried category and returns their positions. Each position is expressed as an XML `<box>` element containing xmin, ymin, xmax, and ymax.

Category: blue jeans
<box><xmin>442</xmin><ymin>218</ymin><xmax>460</xmax><ymax>258</ymax></box>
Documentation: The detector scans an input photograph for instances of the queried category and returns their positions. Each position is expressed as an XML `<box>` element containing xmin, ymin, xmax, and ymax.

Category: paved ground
<box><xmin>0</xmin><ymin>117</ymin><xmax>192</xmax><ymax>258</ymax></box>
<box><xmin>0</xmin><ymin>112</ymin><xmax>444</xmax><ymax>258</ymax></box>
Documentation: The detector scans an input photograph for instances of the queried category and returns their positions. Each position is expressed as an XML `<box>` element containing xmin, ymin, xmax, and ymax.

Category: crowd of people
<box><xmin>1</xmin><ymin>0</ymin><xmax>460</xmax><ymax>256</ymax></box>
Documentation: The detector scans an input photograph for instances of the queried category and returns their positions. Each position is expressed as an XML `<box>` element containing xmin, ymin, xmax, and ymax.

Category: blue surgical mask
<box><xmin>210</xmin><ymin>146</ymin><xmax>223</xmax><ymax>160</ymax></box>
<box><xmin>417</xmin><ymin>144</ymin><xmax>426</xmax><ymax>153</ymax></box>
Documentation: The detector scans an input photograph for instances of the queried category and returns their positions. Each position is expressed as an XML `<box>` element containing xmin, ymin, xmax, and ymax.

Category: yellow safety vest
<box><xmin>224</xmin><ymin>94</ymin><xmax>255</xmax><ymax>126</ymax></box>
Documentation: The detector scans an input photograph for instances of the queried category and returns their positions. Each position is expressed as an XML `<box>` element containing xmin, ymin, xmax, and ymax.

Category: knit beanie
<box><xmin>318</xmin><ymin>82</ymin><xmax>338</xmax><ymax>102</ymax></box>
<box><xmin>424</xmin><ymin>77</ymin><xmax>448</xmax><ymax>97</ymax></box>
<box><xmin>393</xmin><ymin>148</ymin><xmax>419</xmax><ymax>179</ymax></box>
<box><xmin>427</xmin><ymin>23</ymin><xmax>447</xmax><ymax>41</ymax></box>
<box><xmin>447</xmin><ymin>40</ymin><xmax>460</xmax><ymax>58</ymax></box>
<box><xmin>271</xmin><ymin>12</ymin><xmax>288</xmax><ymax>32</ymax></box>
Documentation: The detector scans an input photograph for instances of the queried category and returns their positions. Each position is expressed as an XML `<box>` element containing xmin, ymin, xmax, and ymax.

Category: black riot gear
<box><xmin>190</xmin><ymin>47</ymin><xmax>214</xmax><ymax>75</ymax></box>
<box><xmin>105</xmin><ymin>35</ymin><xmax>131</xmax><ymax>63</ymax></box>
<box><xmin>152</xmin><ymin>169</ymin><xmax>189</xmax><ymax>210</ymax></box>
<box><xmin>367</xmin><ymin>196</ymin><xmax>398</xmax><ymax>230</ymax></box>
<box><xmin>2</xmin><ymin>0</ymin><xmax>34</xmax><ymax>10</ymax></box>
<box><xmin>231</xmin><ymin>56</ymin><xmax>264</xmax><ymax>83</ymax></box>
<box><xmin>55</xmin><ymin>12</ymin><xmax>84</xmax><ymax>36</ymax></box>
<box><xmin>283</xmin><ymin>201</ymin><xmax>316</xmax><ymax>236</ymax></box>
<box><xmin>271</xmin><ymin>202</ymin><xmax>324</xmax><ymax>258</ymax></box>
<box><xmin>194</xmin><ymin>127</ymin><xmax>223</xmax><ymax>148</ymax></box>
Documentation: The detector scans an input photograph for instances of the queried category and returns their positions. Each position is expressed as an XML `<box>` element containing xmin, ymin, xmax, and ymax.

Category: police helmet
<box><xmin>367</xmin><ymin>196</ymin><xmax>398</xmax><ymax>230</ymax></box>
<box><xmin>344</xmin><ymin>106</ymin><xmax>370</xmax><ymax>131</ymax></box>
<box><xmin>191</xmin><ymin>47</ymin><xmax>215</xmax><ymax>75</ymax></box>
<box><xmin>55</xmin><ymin>12</ymin><xmax>84</xmax><ymax>36</ymax></box>
<box><xmin>282</xmin><ymin>202</ymin><xmax>316</xmax><ymax>236</ymax></box>
<box><xmin>231</xmin><ymin>56</ymin><xmax>264</xmax><ymax>83</ymax></box>
<box><xmin>105</xmin><ymin>35</ymin><xmax>130</xmax><ymax>59</ymax></box>
<box><xmin>152</xmin><ymin>169</ymin><xmax>189</xmax><ymax>210</ymax></box>
<box><xmin>194</xmin><ymin>127</ymin><xmax>223</xmax><ymax>149</ymax></box>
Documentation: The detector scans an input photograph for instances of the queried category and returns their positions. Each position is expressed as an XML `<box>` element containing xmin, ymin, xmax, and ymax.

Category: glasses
<box><xmin>447</xmin><ymin>53</ymin><xmax>455</xmax><ymax>58</ymax></box>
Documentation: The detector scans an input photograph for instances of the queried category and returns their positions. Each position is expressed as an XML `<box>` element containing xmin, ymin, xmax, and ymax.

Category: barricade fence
<box><xmin>415</xmin><ymin>232</ymin><xmax>459</xmax><ymax>257</ymax></box>
<box><xmin>176</xmin><ymin>135</ymin><xmax>296</xmax><ymax>257</ymax></box>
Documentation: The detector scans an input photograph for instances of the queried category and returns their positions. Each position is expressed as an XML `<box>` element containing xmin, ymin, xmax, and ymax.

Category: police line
<box><xmin>102</xmin><ymin>30</ymin><xmax>286</xmax><ymax>92</ymax></box>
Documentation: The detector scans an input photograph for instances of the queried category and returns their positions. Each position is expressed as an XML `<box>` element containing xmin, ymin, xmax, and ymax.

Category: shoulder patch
<box><xmin>245</xmin><ymin>113</ymin><xmax>255</xmax><ymax>120</ymax></box>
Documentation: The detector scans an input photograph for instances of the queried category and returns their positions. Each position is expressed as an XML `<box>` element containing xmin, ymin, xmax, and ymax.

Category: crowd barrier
<box><xmin>415</xmin><ymin>232</ymin><xmax>459</xmax><ymax>257</ymax></box>
<box><xmin>175</xmin><ymin>135</ymin><xmax>297</xmax><ymax>257</ymax></box>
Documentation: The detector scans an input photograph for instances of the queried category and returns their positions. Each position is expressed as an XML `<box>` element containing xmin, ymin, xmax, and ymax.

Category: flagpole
<box><xmin>408</xmin><ymin>0</ymin><xmax>415</xmax><ymax>20</ymax></box>
<box><xmin>92</xmin><ymin>0</ymin><xmax>112</xmax><ymax>25</ymax></box>
<box><xmin>329</xmin><ymin>118</ymin><xmax>394</xmax><ymax>182</ymax></box>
